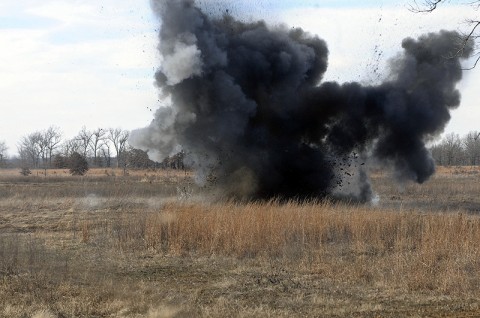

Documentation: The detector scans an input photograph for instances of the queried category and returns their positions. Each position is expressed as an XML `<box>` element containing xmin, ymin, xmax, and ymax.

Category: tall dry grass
<box><xmin>97</xmin><ymin>201</ymin><xmax>480</xmax><ymax>295</ymax></box>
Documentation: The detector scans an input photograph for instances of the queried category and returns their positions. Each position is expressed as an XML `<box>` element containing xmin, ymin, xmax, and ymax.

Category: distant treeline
<box><xmin>430</xmin><ymin>131</ymin><xmax>480</xmax><ymax>166</ymax></box>
<box><xmin>1</xmin><ymin>127</ymin><xmax>478</xmax><ymax>171</ymax></box>
<box><xmin>0</xmin><ymin>126</ymin><xmax>185</xmax><ymax>170</ymax></box>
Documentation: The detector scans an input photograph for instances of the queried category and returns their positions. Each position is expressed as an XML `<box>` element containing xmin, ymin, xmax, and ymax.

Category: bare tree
<box><xmin>100</xmin><ymin>141</ymin><xmax>112</xmax><ymax>168</ymax></box>
<box><xmin>38</xmin><ymin>132</ymin><xmax>50</xmax><ymax>174</ymax></box>
<box><xmin>410</xmin><ymin>0</ymin><xmax>480</xmax><ymax>69</ymax></box>
<box><xmin>443</xmin><ymin>132</ymin><xmax>464</xmax><ymax>165</ymax></box>
<box><xmin>463</xmin><ymin>131</ymin><xmax>480</xmax><ymax>165</ymax></box>
<box><xmin>18</xmin><ymin>132</ymin><xmax>44</xmax><ymax>168</ymax></box>
<box><xmin>0</xmin><ymin>141</ymin><xmax>7</xmax><ymax>167</ymax></box>
<box><xmin>76</xmin><ymin>126</ymin><xmax>93</xmax><ymax>159</ymax></box>
<box><xmin>107</xmin><ymin>128</ymin><xmax>130</xmax><ymax>168</ymax></box>
<box><xmin>61</xmin><ymin>138</ymin><xmax>82</xmax><ymax>157</ymax></box>
<box><xmin>88</xmin><ymin>128</ymin><xmax>106</xmax><ymax>167</ymax></box>
<box><xmin>118</xmin><ymin>131</ymin><xmax>130</xmax><ymax>167</ymax></box>
<box><xmin>430</xmin><ymin>142</ymin><xmax>446</xmax><ymax>165</ymax></box>
<box><xmin>43</xmin><ymin>126</ymin><xmax>62</xmax><ymax>168</ymax></box>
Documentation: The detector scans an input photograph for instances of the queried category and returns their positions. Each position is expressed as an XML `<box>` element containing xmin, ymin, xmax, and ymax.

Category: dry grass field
<box><xmin>1</xmin><ymin>166</ymin><xmax>480</xmax><ymax>317</ymax></box>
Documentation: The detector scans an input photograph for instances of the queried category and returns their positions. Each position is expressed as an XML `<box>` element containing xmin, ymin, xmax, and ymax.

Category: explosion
<box><xmin>130</xmin><ymin>0</ymin><xmax>473</xmax><ymax>201</ymax></box>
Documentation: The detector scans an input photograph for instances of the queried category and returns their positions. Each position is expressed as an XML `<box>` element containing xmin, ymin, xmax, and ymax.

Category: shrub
<box><xmin>19</xmin><ymin>167</ymin><xmax>31</xmax><ymax>176</ymax></box>
<box><xmin>69</xmin><ymin>152</ymin><xmax>89</xmax><ymax>176</ymax></box>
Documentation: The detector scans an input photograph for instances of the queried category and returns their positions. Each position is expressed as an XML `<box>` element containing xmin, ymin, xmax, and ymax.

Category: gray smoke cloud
<box><xmin>130</xmin><ymin>0</ymin><xmax>473</xmax><ymax>202</ymax></box>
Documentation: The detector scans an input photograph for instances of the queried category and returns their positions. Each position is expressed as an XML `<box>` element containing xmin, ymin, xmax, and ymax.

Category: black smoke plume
<box><xmin>130</xmin><ymin>0</ymin><xmax>473</xmax><ymax>201</ymax></box>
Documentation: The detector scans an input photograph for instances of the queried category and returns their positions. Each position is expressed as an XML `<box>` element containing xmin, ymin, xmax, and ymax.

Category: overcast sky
<box><xmin>0</xmin><ymin>0</ymin><xmax>478</xmax><ymax>156</ymax></box>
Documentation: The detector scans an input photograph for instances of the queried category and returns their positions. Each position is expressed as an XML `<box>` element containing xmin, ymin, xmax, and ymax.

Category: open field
<box><xmin>1</xmin><ymin>167</ymin><xmax>480</xmax><ymax>317</ymax></box>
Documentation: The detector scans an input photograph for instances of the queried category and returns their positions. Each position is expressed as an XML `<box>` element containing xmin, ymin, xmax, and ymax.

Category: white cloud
<box><xmin>0</xmin><ymin>0</ymin><xmax>159</xmax><ymax>156</ymax></box>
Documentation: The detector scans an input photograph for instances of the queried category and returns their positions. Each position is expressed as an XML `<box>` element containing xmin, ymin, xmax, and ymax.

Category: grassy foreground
<box><xmin>1</xmin><ymin>167</ymin><xmax>480</xmax><ymax>317</ymax></box>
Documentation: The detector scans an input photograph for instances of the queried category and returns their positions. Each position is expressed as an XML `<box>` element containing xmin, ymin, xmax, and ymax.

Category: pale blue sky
<box><xmin>0</xmin><ymin>0</ymin><xmax>478</xmax><ymax>156</ymax></box>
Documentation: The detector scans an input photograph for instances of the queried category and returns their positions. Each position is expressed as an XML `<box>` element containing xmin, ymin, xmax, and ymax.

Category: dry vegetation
<box><xmin>1</xmin><ymin>167</ymin><xmax>480</xmax><ymax>317</ymax></box>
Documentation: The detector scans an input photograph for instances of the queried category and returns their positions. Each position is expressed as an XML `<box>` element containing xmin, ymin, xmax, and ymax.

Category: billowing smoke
<box><xmin>130</xmin><ymin>0</ymin><xmax>473</xmax><ymax>201</ymax></box>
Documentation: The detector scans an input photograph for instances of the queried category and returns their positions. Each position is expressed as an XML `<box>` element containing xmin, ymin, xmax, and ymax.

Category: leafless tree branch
<box><xmin>411</xmin><ymin>1</ymin><xmax>480</xmax><ymax>69</ymax></box>
<box><xmin>462</xmin><ymin>53</ymin><xmax>480</xmax><ymax>69</ymax></box>
<box><xmin>409</xmin><ymin>0</ymin><xmax>445</xmax><ymax>13</ymax></box>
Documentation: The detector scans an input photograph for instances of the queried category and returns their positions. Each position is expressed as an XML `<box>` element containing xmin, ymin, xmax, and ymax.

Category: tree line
<box><xmin>0</xmin><ymin>126</ymin><xmax>185</xmax><ymax>172</ymax></box>
<box><xmin>3</xmin><ymin>127</ymin><xmax>477</xmax><ymax>172</ymax></box>
<box><xmin>430</xmin><ymin>131</ymin><xmax>480</xmax><ymax>166</ymax></box>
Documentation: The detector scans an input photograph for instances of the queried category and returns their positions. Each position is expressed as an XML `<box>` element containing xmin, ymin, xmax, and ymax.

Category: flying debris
<box><xmin>130</xmin><ymin>0</ymin><xmax>473</xmax><ymax>202</ymax></box>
